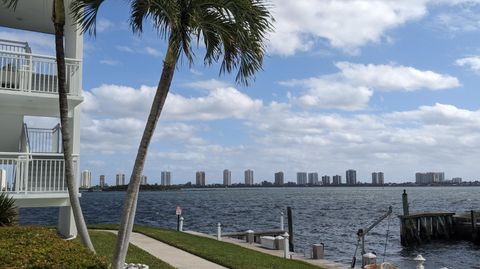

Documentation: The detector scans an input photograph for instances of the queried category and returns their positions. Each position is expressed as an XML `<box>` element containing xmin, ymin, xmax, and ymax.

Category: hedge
<box><xmin>0</xmin><ymin>226</ymin><xmax>110</xmax><ymax>269</ymax></box>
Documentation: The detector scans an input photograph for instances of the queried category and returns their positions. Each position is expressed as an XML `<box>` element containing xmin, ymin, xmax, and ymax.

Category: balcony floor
<box><xmin>0</xmin><ymin>89</ymin><xmax>83</xmax><ymax>117</ymax></box>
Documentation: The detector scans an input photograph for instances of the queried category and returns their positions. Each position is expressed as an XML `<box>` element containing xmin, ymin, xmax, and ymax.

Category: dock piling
<box><xmin>414</xmin><ymin>254</ymin><xmax>425</xmax><ymax>269</ymax></box>
<box><xmin>471</xmin><ymin>210</ymin><xmax>477</xmax><ymax>241</ymax></box>
<box><xmin>280</xmin><ymin>211</ymin><xmax>284</xmax><ymax>231</ymax></box>
<box><xmin>287</xmin><ymin>206</ymin><xmax>294</xmax><ymax>252</ymax></box>
<box><xmin>402</xmin><ymin>189</ymin><xmax>409</xmax><ymax>216</ymax></box>
<box><xmin>179</xmin><ymin>217</ymin><xmax>184</xmax><ymax>232</ymax></box>
<box><xmin>217</xmin><ymin>223</ymin><xmax>222</xmax><ymax>241</ymax></box>
<box><xmin>283</xmin><ymin>232</ymin><xmax>289</xmax><ymax>259</ymax></box>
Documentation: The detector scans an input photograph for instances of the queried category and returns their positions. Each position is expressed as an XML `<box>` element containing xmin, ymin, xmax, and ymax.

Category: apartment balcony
<box><xmin>0</xmin><ymin>123</ymin><xmax>78</xmax><ymax>202</ymax></box>
<box><xmin>0</xmin><ymin>39</ymin><xmax>83</xmax><ymax>117</ymax></box>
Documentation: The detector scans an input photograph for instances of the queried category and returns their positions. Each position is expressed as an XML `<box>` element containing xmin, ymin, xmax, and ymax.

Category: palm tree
<box><xmin>2</xmin><ymin>0</ymin><xmax>95</xmax><ymax>252</ymax></box>
<box><xmin>0</xmin><ymin>192</ymin><xmax>17</xmax><ymax>226</ymax></box>
<box><xmin>72</xmin><ymin>0</ymin><xmax>273</xmax><ymax>267</ymax></box>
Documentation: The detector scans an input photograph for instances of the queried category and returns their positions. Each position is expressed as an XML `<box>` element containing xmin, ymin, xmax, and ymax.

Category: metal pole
<box><xmin>177</xmin><ymin>215</ymin><xmax>180</xmax><ymax>231</ymax></box>
<box><xmin>217</xmin><ymin>223</ymin><xmax>222</xmax><ymax>240</ymax></box>
<box><xmin>283</xmin><ymin>232</ymin><xmax>289</xmax><ymax>259</ymax></box>
<box><xmin>287</xmin><ymin>206</ymin><xmax>294</xmax><ymax>251</ymax></box>
<box><xmin>402</xmin><ymin>189</ymin><xmax>409</xmax><ymax>216</ymax></box>
<box><xmin>179</xmin><ymin>217</ymin><xmax>184</xmax><ymax>232</ymax></box>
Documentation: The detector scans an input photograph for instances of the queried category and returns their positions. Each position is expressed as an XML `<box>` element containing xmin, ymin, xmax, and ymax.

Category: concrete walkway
<box><xmin>102</xmin><ymin>230</ymin><xmax>227</xmax><ymax>269</ymax></box>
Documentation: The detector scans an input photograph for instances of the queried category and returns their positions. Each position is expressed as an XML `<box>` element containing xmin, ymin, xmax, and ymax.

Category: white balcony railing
<box><xmin>27</xmin><ymin>124</ymin><xmax>62</xmax><ymax>153</ymax></box>
<box><xmin>0</xmin><ymin>42</ymin><xmax>81</xmax><ymax>96</ymax></box>
<box><xmin>0</xmin><ymin>153</ymin><xmax>78</xmax><ymax>194</ymax></box>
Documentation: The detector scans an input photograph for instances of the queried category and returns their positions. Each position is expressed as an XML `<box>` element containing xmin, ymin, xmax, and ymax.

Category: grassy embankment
<box><xmin>89</xmin><ymin>224</ymin><xmax>323</xmax><ymax>269</ymax></box>
<box><xmin>80</xmin><ymin>230</ymin><xmax>174</xmax><ymax>269</ymax></box>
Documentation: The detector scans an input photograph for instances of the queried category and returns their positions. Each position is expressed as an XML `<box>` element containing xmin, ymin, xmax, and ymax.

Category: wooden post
<box><xmin>402</xmin><ymin>189</ymin><xmax>409</xmax><ymax>216</ymax></box>
<box><xmin>471</xmin><ymin>210</ymin><xmax>477</xmax><ymax>241</ymax></box>
<box><xmin>287</xmin><ymin>206</ymin><xmax>294</xmax><ymax>252</ymax></box>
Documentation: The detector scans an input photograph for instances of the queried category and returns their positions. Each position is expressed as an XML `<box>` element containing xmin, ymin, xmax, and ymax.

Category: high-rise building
<box><xmin>346</xmin><ymin>169</ymin><xmax>357</xmax><ymax>185</ymax></box>
<box><xmin>372</xmin><ymin>172</ymin><xmax>384</xmax><ymax>185</ymax></box>
<box><xmin>196</xmin><ymin>171</ymin><xmax>206</xmax><ymax>186</ymax></box>
<box><xmin>415</xmin><ymin>172</ymin><xmax>445</xmax><ymax>184</ymax></box>
<box><xmin>452</xmin><ymin>177</ymin><xmax>462</xmax><ymax>184</ymax></box>
<box><xmin>274</xmin><ymin>172</ymin><xmax>284</xmax><ymax>185</ymax></box>
<box><xmin>141</xmin><ymin>175</ymin><xmax>148</xmax><ymax>185</ymax></box>
<box><xmin>0</xmin><ymin>169</ymin><xmax>6</xmax><ymax>191</ymax></box>
<box><xmin>81</xmin><ymin>170</ymin><xmax>92</xmax><ymax>188</ymax></box>
<box><xmin>332</xmin><ymin>175</ymin><xmax>342</xmax><ymax>185</ymax></box>
<box><xmin>244</xmin><ymin>169</ymin><xmax>254</xmax><ymax>185</ymax></box>
<box><xmin>322</xmin><ymin>175</ymin><xmax>331</xmax><ymax>185</ymax></box>
<box><xmin>116</xmin><ymin>174</ymin><xmax>125</xmax><ymax>186</ymax></box>
<box><xmin>161</xmin><ymin>171</ymin><xmax>171</xmax><ymax>186</ymax></box>
<box><xmin>308</xmin><ymin>172</ymin><xmax>319</xmax><ymax>185</ymax></box>
<box><xmin>99</xmin><ymin>175</ymin><xmax>105</xmax><ymax>188</ymax></box>
<box><xmin>223</xmin><ymin>169</ymin><xmax>232</xmax><ymax>186</ymax></box>
<box><xmin>297</xmin><ymin>172</ymin><xmax>307</xmax><ymax>185</ymax></box>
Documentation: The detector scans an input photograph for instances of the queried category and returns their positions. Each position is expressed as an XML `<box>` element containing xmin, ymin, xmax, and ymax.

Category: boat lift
<box><xmin>351</xmin><ymin>206</ymin><xmax>393</xmax><ymax>268</ymax></box>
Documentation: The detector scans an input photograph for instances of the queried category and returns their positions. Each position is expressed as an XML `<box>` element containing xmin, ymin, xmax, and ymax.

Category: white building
<box><xmin>244</xmin><ymin>169</ymin><xmax>254</xmax><ymax>185</ymax></box>
<box><xmin>80</xmin><ymin>170</ymin><xmax>92</xmax><ymax>188</ymax></box>
<box><xmin>297</xmin><ymin>172</ymin><xmax>307</xmax><ymax>185</ymax></box>
<box><xmin>223</xmin><ymin>169</ymin><xmax>231</xmax><ymax>186</ymax></box>
<box><xmin>274</xmin><ymin>171</ymin><xmax>284</xmax><ymax>185</ymax></box>
<box><xmin>0</xmin><ymin>1</ymin><xmax>84</xmax><ymax>237</ymax></box>
<box><xmin>161</xmin><ymin>171</ymin><xmax>171</xmax><ymax>186</ymax></box>
<box><xmin>140</xmin><ymin>175</ymin><xmax>147</xmax><ymax>185</ymax></box>
<box><xmin>372</xmin><ymin>172</ymin><xmax>384</xmax><ymax>185</ymax></box>
<box><xmin>346</xmin><ymin>169</ymin><xmax>357</xmax><ymax>185</ymax></box>
<box><xmin>196</xmin><ymin>171</ymin><xmax>205</xmax><ymax>186</ymax></box>
<box><xmin>308</xmin><ymin>172</ymin><xmax>319</xmax><ymax>185</ymax></box>
<box><xmin>116</xmin><ymin>174</ymin><xmax>125</xmax><ymax>186</ymax></box>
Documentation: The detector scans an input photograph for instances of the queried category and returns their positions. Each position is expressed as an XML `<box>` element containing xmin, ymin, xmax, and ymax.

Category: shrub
<box><xmin>0</xmin><ymin>192</ymin><xmax>16</xmax><ymax>226</ymax></box>
<box><xmin>0</xmin><ymin>226</ymin><xmax>110</xmax><ymax>268</ymax></box>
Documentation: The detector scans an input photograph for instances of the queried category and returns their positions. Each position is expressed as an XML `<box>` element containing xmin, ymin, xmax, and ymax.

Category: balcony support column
<box><xmin>58</xmin><ymin>205</ymin><xmax>77</xmax><ymax>238</ymax></box>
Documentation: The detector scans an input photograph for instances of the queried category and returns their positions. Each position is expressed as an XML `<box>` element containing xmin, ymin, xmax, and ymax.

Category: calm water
<box><xmin>20</xmin><ymin>187</ymin><xmax>480</xmax><ymax>268</ymax></box>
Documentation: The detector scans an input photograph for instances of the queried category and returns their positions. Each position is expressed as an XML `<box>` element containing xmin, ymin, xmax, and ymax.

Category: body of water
<box><xmin>20</xmin><ymin>187</ymin><xmax>480</xmax><ymax>268</ymax></box>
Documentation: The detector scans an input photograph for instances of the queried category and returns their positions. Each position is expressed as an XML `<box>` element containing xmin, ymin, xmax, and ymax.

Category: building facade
<box><xmin>308</xmin><ymin>172</ymin><xmax>319</xmax><ymax>185</ymax></box>
<box><xmin>372</xmin><ymin>172</ymin><xmax>384</xmax><ymax>185</ymax></box>
<box><xmin>99</xmin><ymin>175</ymin><xmax>105</xmax><ymax>188</ymax></box>
<box><xmin>80</xmin><ymin>170</ymin><xmax>92</xmax><ymax>188</ymax></box>
<box><xmin>116</xmin><ymin>174</ymin><xmax>126</xmax><ymax>186</ymax></box>
<box><xmin>0</xmin><ymin>2</ymin><xmax>85</xmax><ymax>237</ymax></box>
<box><xmin>161</xmin><ymin>171</ymin><xmax>171</xmax><ymax>186</ymax></box>
<box><xmin>244</xmin><ymin>169</ymin><xmax>254</xmax><ymax>185</ymax></box>
<box><xmin>415</xmin><ymin>172</ymin><xmax>445</xmax><ymax>184</ymax></box>
<box><xmin>332</xmin><ymin>175</ymin><xmax>342</xmax><ymax>185</ymax></box>
<box><xmin>322</xmin><ymin>175</ymin><xmax>331</xmax><ymax>185</ymax></box>
<box><xmin>452</xmin><ymin>177</ymin><xmax>462</xmax><ymax>184</ymax></box>
<box><xmin>274</xmin><ymin>172</ymin><xmax>284</xmax><ymax>185</ymax></box>
<box><xmin>140</xmin><ymin>175</ymin><xmax>148</xmax><ymax>185</ymax></box>
<box><xmin>297</xmin><ymin>172</ymin><xmax>308</xmax><ymax>185</ymax></box>
<box><xmin>223</xmin><ymin>169</ymin><xmax>232</xmax><ymax>186</ymax></box>
<box><xmin>196</xmin><ymin>171</ymin><xmax>206</xmax><ymax>186</ymax></box>
<box><xmin>346</xmin><ymin>169</ymin><xmax>357</xmax><ymax>185</ymax></box>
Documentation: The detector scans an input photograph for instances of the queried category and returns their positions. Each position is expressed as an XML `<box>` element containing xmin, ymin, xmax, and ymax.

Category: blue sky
<box><xmin>4</xmin><ymin>0</ymin><xmax>480</xmax><ymax>184</ymax></box>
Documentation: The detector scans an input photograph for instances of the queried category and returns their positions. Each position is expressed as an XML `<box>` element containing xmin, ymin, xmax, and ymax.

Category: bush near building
<box><xmin>0</xmin><ymin>226</ymin><xmax>109</xmax><ymax>269</ymax></box>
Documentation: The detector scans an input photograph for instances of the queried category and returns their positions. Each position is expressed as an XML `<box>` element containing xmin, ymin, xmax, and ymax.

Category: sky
<box><xmin>3</xmin><ymin>0</ymin><xmax>480</xmax><ymax>184</ymax></box>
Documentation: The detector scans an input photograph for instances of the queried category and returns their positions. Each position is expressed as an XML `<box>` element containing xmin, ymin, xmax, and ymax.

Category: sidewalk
<box><xmin>102</xmin><ymin>230</ymin><xmax>227</xmax><ymax>269</ymax></box>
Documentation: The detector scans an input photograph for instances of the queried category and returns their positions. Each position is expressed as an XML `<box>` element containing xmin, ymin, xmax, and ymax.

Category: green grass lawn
<box><xmin>82</xmin><ymin>230</ymin><xmax>174</xmax><ymax>269</ymax></box>
<box><xmin>89</xmin><ymin>224</ymin><xmax>323</xmax><ymax>269</ymax></box>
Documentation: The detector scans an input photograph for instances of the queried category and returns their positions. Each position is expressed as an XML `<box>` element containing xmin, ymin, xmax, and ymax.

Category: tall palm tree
<box><xmin>72</xmin><ymin>0</ymin><xmax>273</xmax><ymax>267</ymax></box>
<box><xmin>2</xmin><ymin>0</ymin><xmax>95</xmax><ymax>252</ymax></box>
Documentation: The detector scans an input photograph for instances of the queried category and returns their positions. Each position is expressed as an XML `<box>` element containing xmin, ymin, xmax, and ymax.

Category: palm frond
<box><xmin>0</xmin><ymin>0</ymin><xmax>18</xmax><ymax>9</ymax></box>
<box><xmin>0</xmin><ymin>192</ymin><xmax>17</xmax><ymax>227</ymax></box>
<box><xmin>70</xmin><ymin>0</ymin><xmax>105</xmax><ymax>36</ymax></box>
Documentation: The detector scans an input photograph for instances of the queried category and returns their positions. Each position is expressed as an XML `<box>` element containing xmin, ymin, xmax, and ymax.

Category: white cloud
<box><xmin>182</xmin><ymin>79</ymin><xmax>230</xmax><ymax>90</ymax></box>
<box><xmin>99</xmin><ymin>59</ymin><xmax>120</xmax><ymax>66</ymax></box>
<box><xmin>281</xmin><ymin>62</ymin><xmax>459</xmax><ymax>111</ymax></box>
<box><xmin>116</xmin><ymin>45</ymin><xmax>134</xmax><ymax>53</ymax></box>
<box><xmin>335</xmin><ymin>62</ymin><xmax>461</xmax><ymax>91</ymax></box>
<box><xmin>145</xmin><ymin>46</ymin><xmax>162</xmax><ymax>57</ymax></box>
<box><xmin>456</xmin><ymin>56</ymin><xmax>480</xmax><ymax>73</ymax></box>
<box><xmin>268</xmin><ymin>0</ymin><xmax>429</xmax><ymax>55</ymax></box>
<box><xmin>96</xmin><ymin>18</ymin><xmax>114</xmax><ymax>32</ymax></box>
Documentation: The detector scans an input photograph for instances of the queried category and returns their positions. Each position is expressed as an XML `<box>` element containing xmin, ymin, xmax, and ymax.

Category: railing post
<box><xmin>217</xmin><ymin>223</ymin><xmax>222</xmax><ymax>240</ymax></box>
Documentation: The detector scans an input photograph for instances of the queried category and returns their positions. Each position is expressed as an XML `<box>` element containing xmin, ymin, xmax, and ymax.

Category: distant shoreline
<box><xmin>83</xmin><ymin>182</ymin><xmax>480</xmax><ymax>192</ymax></box>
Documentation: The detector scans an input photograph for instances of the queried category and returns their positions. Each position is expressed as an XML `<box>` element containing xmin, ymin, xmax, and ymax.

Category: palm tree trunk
<box><xmin>53</xmin><ymin>0</ymin><xmax>95</xmax><ymax>253</ymax></box>
<box><xmin>112</xmin><ymin>44</ymin><xmax>178</xmax><ymax>269</ymax></box>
